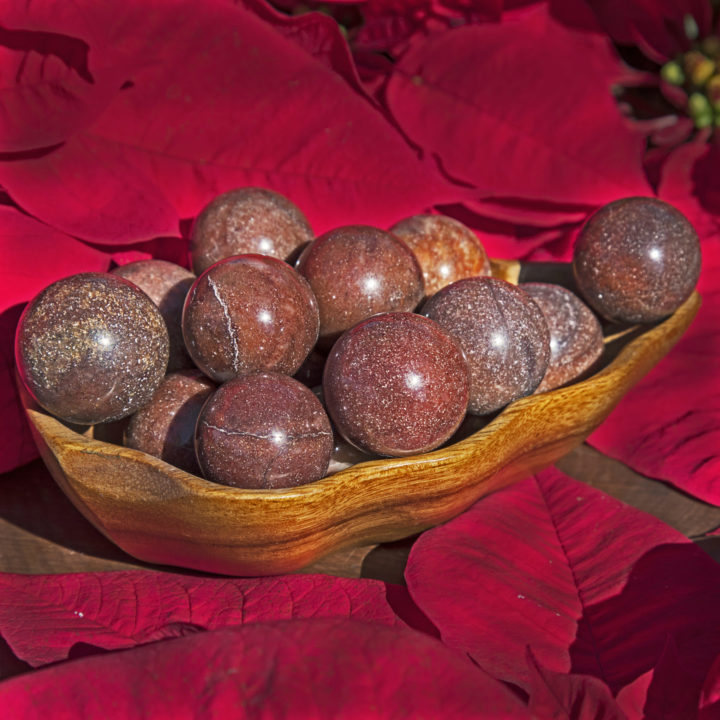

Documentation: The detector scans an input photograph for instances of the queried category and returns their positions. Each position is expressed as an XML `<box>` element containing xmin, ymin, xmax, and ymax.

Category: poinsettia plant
<box><xmin>1</xmin><ymin>0</ymin><xmax>719</xmax><ymax>716</ymax></box>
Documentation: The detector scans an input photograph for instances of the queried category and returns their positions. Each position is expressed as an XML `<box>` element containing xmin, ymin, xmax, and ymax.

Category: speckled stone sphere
<box><xmin>15</xmin><ymin>273</ymin><xmax>170</xmax><ymax>425</ymax></box>
<box><xmin>112</xmin><ymin>260</ymin><xmax>195</xmax><ymax>372</ymax></box>
<box><xmin>125</xmin><ymin>370</ymin><xmax>216</xmax><ymax>475</ymax></box>
<box><xmin>520</xmin><ymin>283</ymin><xmax>604</xmax><ymax>393</ymax></box>
<box><xmin>296</xmin><ymin>225</ymin><xmax>424</xmax><ymax>349</ymax></box>
<box><xmin>190</xmin><ymin>187</ymin><xmax>314</xmax><ymax>274</ymax></box>
<box><xmin>390</xmin><ymin>214</ymin><xmax>491</xmax><ymax>296</ymax></box>
<box><xmin>182</xmin><ymin>254</ymin><xmax>320</xmax><ymax>382</ymax></box>
<box><xmin>573</xmin><ymin>197</ymin><xmax>701</xmax><ymax>323</ymax></box>
<box><xmin>195</xmin><ymin>373</ymin><xmax>333</xmax><ymax>489</ymax></box>
<box><xmin>422</xmin><ymin>277</ymin><xmax>550</xmax><ymax>415</ymax></box>
<box><xmin>323</xmin><ymin>312</ymin><xmax>470</xmax><ymax>457</ymax></box>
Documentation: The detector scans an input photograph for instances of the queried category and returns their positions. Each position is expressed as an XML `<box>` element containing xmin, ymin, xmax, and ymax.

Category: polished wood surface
<box><xmin>16</xmin><ymin>276</ymin><xmax>701</xmax><ymax>576</ymax></box>
<box><xmin>2</xmin><ymin>444</ymin><xmax>719</xmax><ymax>584</ymax></box>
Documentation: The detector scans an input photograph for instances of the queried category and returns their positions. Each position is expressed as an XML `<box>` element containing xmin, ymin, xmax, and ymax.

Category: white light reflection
<box><xmin>270</xmin><ymin>429</ymin><xmax>286</xmax><ymax>446</ymax></box>
<box><xmin>363</xmin><ymin>276</ymin><xmax>380</xmax><ymax>295</ymax></box>
<box><xmin>405</xmin><ymin>371</ymin><xmax>424</xmax><ymax>390</ymax></box>
<box><xmin>257</xmin><ymin>237</ymin><xmax>274</xmax><ymax>254</ymax></box>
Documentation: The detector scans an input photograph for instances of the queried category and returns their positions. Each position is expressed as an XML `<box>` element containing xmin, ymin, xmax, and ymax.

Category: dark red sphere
<box><xmin>125</xmin><ymin>370</ymin><xmax>216</xmax><ymax>475</ymax></box>
<box><xmin>190</xmin><ymin>187</ymin><xmax>314</xmax><ymax>274</ymax></box>
<box><xmin>296</xmin><ymin>225</ymin><xmax>424</xmax><ymax>349</ymax></box>
<box><xmin>573</xmin><ymin>197</ymin><xmax>701</xmax><ymax>323</ymax></box>
<box><xmin>520</xmin><ymin>283</ymin><xmax>604</xmax><ymax>392</ymax></box>
<box><xmin>323</xmin><ymin>312</ymin><xmax>469</xmax><ymax>457</ymax></box>
<box><xmin>195</xmin><ymin>373</ymin><xmax>333</xmax><ymax>489</ymax></box>
<box><xmin>422</xmin><ymin>277</ymin><xmax>550</xmax><ymax>415</ymax></box>
<box><xmin>112</xmin><ymin>260</ymin><xmax>195</xmax><ymax>372</ymax></box>
<box><xmin>182</xmin><ymin>254</ymin><xmax>319</xmax><ymax>382</ymax></box>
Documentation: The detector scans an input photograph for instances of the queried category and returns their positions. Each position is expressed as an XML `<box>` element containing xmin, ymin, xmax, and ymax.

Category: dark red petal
<box><xmin>552</xmin><ymin>0</ymin><xmax>713</xmax><ymax>63</ymax></box>
<box><xmin>1</xmin><ymin>0</ymin><xmax>459</xmax><ymax>243</ymax></box>
<box><xmin>700</xmin><ymin>653</ymin><xmax>720</xmax><ymax>720</ymax></box>
<box><xmin>0</xmin><ymin>620</ymin><xmax>530</xmax><ymax>718</ymax></box>
<box><xmin>405</xmin><ymin>468</ymin><xmax>720</xmax><ymax>703</ymax></box>
<box><xmin>526</xmin><ymin>648</ymin><xmax>627</xmax><ymax>720</ymax></box>
<box><xmin>0</xmin><ymin>570</ymin><xmax>422</xmax><ymax>667</ymax></box>
<box><xmin>0</xmin><ymin>29</ymin><xmax>122</xmax><ymax>152</ymax></box>
<box><xmin>386</xmin><ymin>4</ymin><xmax>651</xmax><ymax>226</ymax></box>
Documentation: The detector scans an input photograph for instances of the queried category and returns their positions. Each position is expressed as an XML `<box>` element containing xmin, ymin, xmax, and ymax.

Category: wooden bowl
<box><xmin>20</xmin><ymin>260</ymin><xmax>701</xmax><ymax>576</ymax></box>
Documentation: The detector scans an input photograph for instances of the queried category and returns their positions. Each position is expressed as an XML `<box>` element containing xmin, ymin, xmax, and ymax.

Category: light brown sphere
<box><xmin>391</xmin><ymin>214</ymin><xmax>491</xmax><ymax>296</ymax></box>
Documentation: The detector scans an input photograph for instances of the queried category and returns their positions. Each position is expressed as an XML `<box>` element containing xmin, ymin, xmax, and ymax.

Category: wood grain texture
<box><xmin>19</xmin><ymin>260</ymin><xmax>701</xmax><ymax>576</ymax></box>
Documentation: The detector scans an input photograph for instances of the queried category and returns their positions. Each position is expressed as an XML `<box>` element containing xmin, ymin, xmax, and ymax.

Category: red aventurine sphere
<box><xmin>323</xmin><ymin>312</ymin><xmax>469</xmax><ymax>457</ymax></box>
<box><xmin>296</xmin><ymin>225</ymin><xmax>424</xmax><ymax>349</ymax></box>
<box><xmin>182</xmin><ymin>254</ymin><xmax>319</xmax><ymax>382</ymax></box>
<box><xmin>573</xmin><ymin>197</ymin><xmax>701</xmax><ymax>324</ymax></box>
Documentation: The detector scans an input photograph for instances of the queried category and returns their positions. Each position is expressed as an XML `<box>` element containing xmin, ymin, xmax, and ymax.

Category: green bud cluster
<box><xmin>661</xmin><ymin>33</ymin><xmax>720</xmax><ymax>128</ymax></box>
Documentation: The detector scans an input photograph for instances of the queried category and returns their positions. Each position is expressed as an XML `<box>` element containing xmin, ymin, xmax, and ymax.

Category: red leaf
<box><xmin>405</xmin><ymin>467</ymin><xmax>720</xmax><ymax>706</ymax></box>
<box><xmin>239</xmin><ymin>0</ymin><xmax>368</xmax><ymax>99</ymax></box>
<box><xmin>700</xmin><ymin>653</ymin><xmax>720</xmax><ymax>720</ymax></box>
<box><xmin>0</xmin><ymin>206</ymin><xmax>110</xmax><ymax>473</ymax></box>
<box><xmin>0</xmin><ymin>0</ymin><xmax>458</xmax><ymax>243</ymax></box>
<box><xmin>0</xmin><ymin>135</ymin><xmax>180</xmax><ymax>244</ymax></box>
<box><xmin>0</xmin><ymin>620</ymin><xmax>530</xmax><ymax>718</ymax></box>
<box><xmin>352</xmin><ymin>0</ymin><xmax>503</xmax><ymax>56</ymax></box>
<box><xmin>0</xmin><ymin>570</ymin><xmax>431</xmax><ymax>667</ymax></box>
<box><xmin>386</xmin><ymin>4</ymin><xmax>651</xmax><ymax>227</ymax></box>
<box><xmin>588</xmin><ymin>236</ymin><xmax>720</xmax><ymax>504</ymax></box>
<box><xmin>657</xmin><ymin>136</ymin><xmax>720</xmax><ymax>243</ymax></box>
<box><xmin>0</xmin><ymin>26</ymin><xmax>124</xmax><ymax>152</ymax></box>
<box><xmin>526</xmin><ymin>648</ymin><xmax>627</xmax><ymax>720</ymax></box>
<box><xmin>551</xmin><ymin>0</ymin><xmax>713</xmax><ymax>63</ymax></box>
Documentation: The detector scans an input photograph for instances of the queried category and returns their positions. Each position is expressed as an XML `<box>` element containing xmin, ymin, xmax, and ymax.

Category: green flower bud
<box><xmin>688</xmin><ymin>92</ymin><xmax>713</xmax><ymax>127</ymax></box>
<box><xmin>661</xmin><ymin>61</ymin><xmax>685</xmax><ymax>85</ymax></box>
<box><xmin>684</xmin><ymin>14</ymin><xmax>700</xmax><ymax>41</ymax></box>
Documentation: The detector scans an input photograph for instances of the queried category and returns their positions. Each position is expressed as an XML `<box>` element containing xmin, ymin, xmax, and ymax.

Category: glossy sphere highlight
<box><xmin>182</xmin><ymin>255</ymin><xmax>320</xmax><ymax>382</ymax></box>
<box><xmin>390</xmin><ymin>214</ymin><xmax>491</xmax><ymax>296</ymax></box>
<box><xmin>112</xmin><ymin>260</ymin><xmax>195</xmax><ymax>371</ymax></box>
<box><xmin>190</xmin><ymin>187</ymin><xmax>314</xmax><ymax>274</ymax></box>
<box><xmin>573</xmin><ymin>197</ymin><xmax>701</xmax><ymax>323</ymax></box>
<box><xmin>520</xmin><ymin>283</ymin><xmax>604</xmax><ymax>393</ymax></box>
<box><xmin>296</xmin><ymin>225</ymin><xmax>424</xmax><ymax>348</ymax></box>
<box><xmin>125</xmin><ymin>370</ymin><xmax>216</xmax><ymax>475</ymax></box>
<box><xmin>323</xmin><ymin>313</ymin><xmax>470</xmax><ymax>457</ymax></box>
<box><xmin>15</xmin><ymin>273</ymin><xmax>169</xmax><ymax>425</ymax></box>
<box><xmin>422</xmin><ymin>277</ymin><xmax>550</xmax><ymax>415</ymax></box>
<box><xmin>196</xmin><ymin>373</ymin><xmax>333</xmax><ymax>489</ymax></box>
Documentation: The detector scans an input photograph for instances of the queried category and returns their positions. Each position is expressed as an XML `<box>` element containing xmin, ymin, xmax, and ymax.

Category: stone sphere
<box><xmin>190</xmin><ymin>187</ymin><xmax>314</xmax><ymax>274</ymax></box>
<box><xmin>125</xmin><ymin>370</ymin><xmax>216</xmax><ymax>475</ymax></box>
<box><xmin>422</xmin><ymin>277</ymin><xmax>550</xmax><ymax>415</ymax></box>
<box><xmin>573</xmin><ymin>197</ymin><xmax>701</xmax><ymax>323</ymax></box>
<box><xmin>323</xmin><ymin>312</ymin><xmax>470</xmax><ymax>457</ymax></box>
<box><xmin>390</xmin><ymin>214</ymin><xmax>491</xmax><ymax>296</ymax></box>
<box><xmin>111</xmin><ymin>260</ymin><xmax>195</xmax><ymax>372</ymax></box>
<box><xmin>520</xmin><ymin>283</ymin><xmax>604</xmax><ymax>392</ymax></box>
<box><xmin>195</xmin><ymin>373</ymin><xmax>333</xmax><ymax>489</ymax></box>
<box><xmin>296</xmin><ymin>225</ymin><xmax>424</xmax><ymax>349</ymax></box>
<box><xmin>182</xmin><ymin>254</ymin><xmax>320</xmax><ymax>382</ymax></box>
<box><xmin>15</xmin><ymin>273</ymin><xmax>169</xmax><ymax>425</ymax></box>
